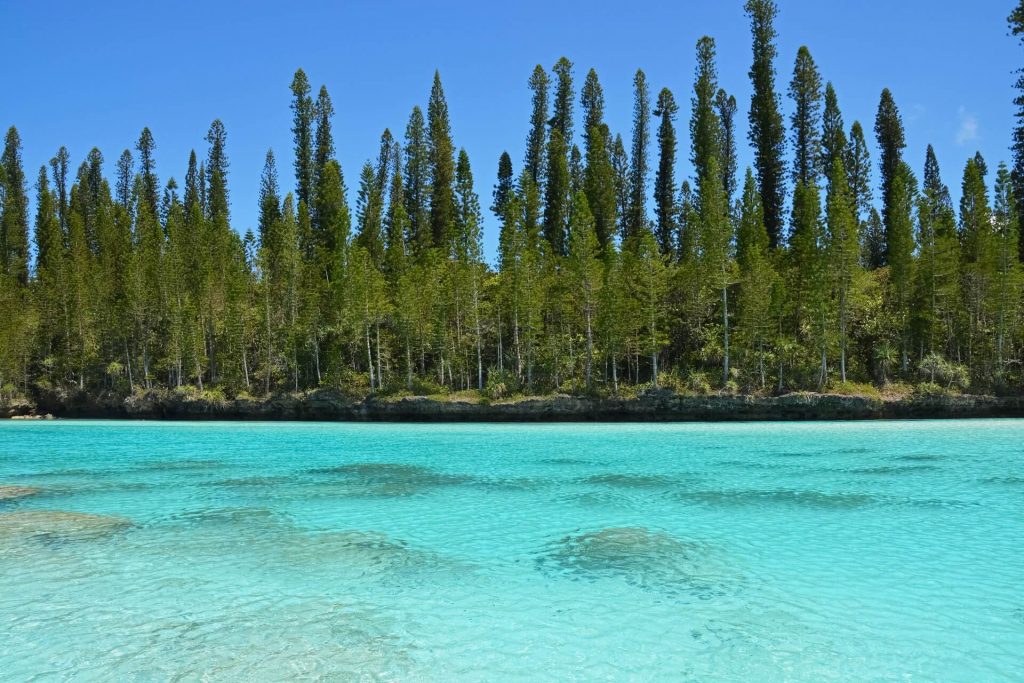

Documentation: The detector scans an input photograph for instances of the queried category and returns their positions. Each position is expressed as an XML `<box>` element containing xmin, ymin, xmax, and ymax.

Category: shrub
<box><xmin>913</xmin><ymin>382</ymin><xmax>946</xmax><ymax>397</ymax></box>
<box><xmin>686</xmin><ymin>371</ymin><xmax>712</xmax><ymax>395</ymax></box>
<box><xmin>483</xmin><ymin>369</ymin><xmax>517</xmax><ymax>401</ymax></box>
<box><xmin>828</xmin><ymin>381</ymin><xmax>882</xmax><ymax>400</ymax></box>
<box><xmin>918</xmin><ymin>353</ymin><xmax>970</xmax><ymax>392</ymax></box>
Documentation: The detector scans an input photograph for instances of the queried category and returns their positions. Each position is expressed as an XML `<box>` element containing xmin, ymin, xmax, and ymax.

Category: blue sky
<box><xmin>4</xmin><ymin>0</ymin><xmax>1019</xmax><ymax>258</ymax></box>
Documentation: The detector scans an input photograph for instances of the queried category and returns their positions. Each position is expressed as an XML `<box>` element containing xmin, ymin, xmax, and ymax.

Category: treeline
<box><xmin>2</xmin><ymin>0</ymin><xmax>1024</xmax><ymax>400</ymax></box>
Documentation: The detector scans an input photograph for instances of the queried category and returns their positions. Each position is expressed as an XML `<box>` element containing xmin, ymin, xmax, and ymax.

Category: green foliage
<box><xmin>744</xmin><ymin>0</ymin><xmax>786</xmax><ymax>248</ymax></box>
<box><xmin>7</xmin><ymin>50</ymin><xmax>1024</xmax><ymax>406</ymax></box>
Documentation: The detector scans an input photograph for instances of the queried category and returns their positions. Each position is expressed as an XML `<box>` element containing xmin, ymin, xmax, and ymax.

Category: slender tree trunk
<box><xmin>497</xmin><ymin>310</ymin><xmax>504</xmax><ymax>374</ymax></box>
<box><xmin>314</xmin><ymin>336</ymin><xmax>322</xmax><ymax>385</ymax></box>
<box><xmin>721</xmin><ymin>281</ymin><xmax>729</xmax><ymax>387</ymax></box>
<box><xmin>405</xmin><ymin>337</ymin><xmax>413</xmax><ymax>390</ymax></box>
<box><xmin>839</xmin><ymin>290</ymin><xmax>847</xmax><ymax>384</ymax></box>
<box><xmin>375</xmin><ymin>322</ymin><xmax>383</xmax><ymax>390</ymax></box>
<box><xmin>584</xmin><ymin>301</ymin><xmax>593</xmax><ymax>390</ymax></box>
<box><xmin>242</xmin><ymin>343</ymin><xmax>250</xmax><ymax>389</ymax></box>
<box><xmin>365</xmin><ymin>323</ymin><xmax>375</xmax><ymax>392</ymax></box>
<box><xmin>758</xmin><ymin>336</ymin><xmax>766</xmax><ymax>390</ymax></box>
<box><xmin>612</xmin><ymin>351</ymin><xmax>619</xmax><ymax>394</ymax></box>
<box><xmin>125</xmin><ymin>342</ymin><xmax>134</xmax><ymax>392</ymax></box>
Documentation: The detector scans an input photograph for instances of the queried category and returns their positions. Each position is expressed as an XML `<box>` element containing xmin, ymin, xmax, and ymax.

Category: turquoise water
<box><xmin>0</xmin><ymin>420</ymin><xmax>1022</xmax><ymax>681</ymax></box>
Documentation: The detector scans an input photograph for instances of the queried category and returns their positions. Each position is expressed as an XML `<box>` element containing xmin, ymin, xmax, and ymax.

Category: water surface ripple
<box><xmin>1</xmin><ymin>419</ymin><xmax>1022</xmax><ymax>680</ymax></box>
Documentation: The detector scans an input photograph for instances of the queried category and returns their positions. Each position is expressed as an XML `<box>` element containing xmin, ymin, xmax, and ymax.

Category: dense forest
<box><xmin>3</xmin><ymin>1</ymin><xmax>1024</xmax><ymax>405</ymax></box>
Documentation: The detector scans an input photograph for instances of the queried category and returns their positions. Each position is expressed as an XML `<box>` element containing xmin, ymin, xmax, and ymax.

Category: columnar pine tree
<box><xmin>525</xmin><ymin>66</ymin><xmax>549</xmax><ymax>186</ymax></box>
<box><xmin>542</xmin><ymin>129</ymin><xmax>570</xmax><ymax>255</ymax></box>
<box><xmin>403</xmin><ymin>107</ymin><xmax>431</xmax><ymax>254</ymax></box>
<box><xmin>626</xmin><ymin>70</ymin><xmax>650</xmax><ymax>239</ymax></box>
<box><xmin>825</xmin><ymin>158</ymin><xmax>860</xmax><ymax>382</ymax></box>
<box><xmin>735</xmin><ymin>169</ymin><xmax>777</xmax><ymax>389</ymax></box>
<box><xmin>566</xmin><ymin>190</ymin><xmax>603</xmax><ymax>389</ymax></box>
<box><xmin>1009</xmin><ymin>1</ymin><xmax>1024</xmax><ymax>259</ymax></box>
<box><xmin>290</xmin><ymin>69</ymin><xmax>315</xmax><ymax>208</ymax></box>
<box><xmin>454</xmin><ymin>149</ymin><xmax>485</xmax><ymax>389</ymax></box>
<box><xmin>888</xmin><ymin>161</ymin><xmax>917</xmax><ymax>374</ymax></box>
<box><xmin>492</xmin><ymin>152</ymin><xmax>514</xmax><ymax>220</ymax></box>
<box><xmin>874</xmin><ymin>88</ymin><xmax>906</xmax><ymax>265</ymax></box>
<box><xmin>1</xmin><ymin>128</ymin><xmax>30</xmax><ymax>285</ymax></box>
<box><xmin>691</xmin><ymin>37</ymin><xmax>722</xmax><ymax>190</ymax></box>
<box><xmin>611</xmin><ymin>134</ymin><xmax>630</xmax><ymax>238</ymax></box>
<box><xmin>744</xmin><ymin>0</ymin><xmax>786</xmax><ymax>248</ymax></box>
<box><xmin>581</xmin><ymin>69</ymin><xmax>605</xmax><ymax>156</ymax></box>
<box><xmin>136</xmin><ymin>128</ymin><xmax>159</xmax><ymax>217</ymax></box>
<box><xmin>788</xmin><ymin>46</ymin><xmax>823</xmax><ymax>188</ymax></box>
<box><xmin>550</xmin><ymin>57</ymin><xmax>574</xmax><ymax>145</ymax></box>
<box><xmin>715</xmin><ymin>89</ymin><xmax>739</xmax><ymax>206</ymax></box>
<box><xmin>992</xmin><ymin>163</ymin><xmax>1019</xmax><ymax>376</ymax></box>
<box><xmin>914</xmin><ymin>145</ymin><xmax>960</xmax><ymax>362</ymax></box>
<box><xmin>653</xmin><ymin>88</ymin><xmax>679</xmax><ymax>255</ymax></box>
<box><xmin>960</xmin><ymin>157</ymin><xmax>994</xmax><ymax>379</ymax></box>
<box><xmin>820</xmin><ymin>83</ymin><xmax>847</xmax><ymax>185</ymax></box>
<box><xmin>428</xmin><ymin>72</ymin><xmax>455</xmax><ymax>250</ymax></box>
<box><xmin>584</xmin><ymin>123</ymin><xmax>617</xmax><ymax>250</ymax></box>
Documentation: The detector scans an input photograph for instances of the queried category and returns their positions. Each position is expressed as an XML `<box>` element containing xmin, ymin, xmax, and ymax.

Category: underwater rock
<box><xmin>582</xmin><ymin>473</ymin><xmax>681</xmax><ymax>489</ymax></box>
<box><xmin>470</xmin><ymin>476</ymin><xmax>547</xmax><ymax>492</ymax></box>
<box><xmin>139</xmin><ymin>459</ymin><xmax>224</xmax><ymax>471</ymax></box>
<box><xmin>205</xmin><ymin>475</ymin><xmax>294</xmax><ymax>488</ymax></box>
<box><xmin>166</xmin><ymin>506</ymin><xmax>287</xmax><ymax>528</ymax></box>
<box><xmin>0</xmin><ymin>510</ymin><xmax>132</xmax><ymax>542</ymax></box>
<box><xmin>306</xmin><ymin>463</ymin><xmax>472</xmax><ymax>497</ymax></box>
<box><xmin>677</xmin><ymin>488</ymin><xmax>875</xmax><ymax>509</ymax></box>
<box><xmin>536</xmin><ymin>526</ymin><xmax>729</xmax><ymax>596</ymax></box>
<box><xmin>845</xmin><ymin>465</ymin><xmax>939</xmax><ymax>475</ymax></box>
<box><xmin>894</xmin><ymin>454</ymin><xmax>944</xmax><ymax>462</ymax></box>
<box><xmin>539</xmin><ymin>457</ymin><xmax>594</xmax><ymax>466</ymax></box>
<box><xmin>981</xmin><ymin>476</ymin><xmax>1024</xmax><ymax>486</ymax></box>
<box><xmin>264</xmin><ymin>529</ymin><xmax>461</xmax><ymax>583</ymax></box>
<box><xmin>0</xmin><ymin>485</ymin><xmax>41</xmax><ymax>501</ymax></box>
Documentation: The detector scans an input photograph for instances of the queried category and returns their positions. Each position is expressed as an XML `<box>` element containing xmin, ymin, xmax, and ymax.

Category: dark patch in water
<box><xmin>774</xmin><ymin>451</ymin><xmax>819</xmax><ymax>458</ymax></box>
<box><xmin>206</xmin><ymin>475</ymin><xmax>294</xmax><ymax>488</ymax></box>
<box><xmin>846</xmin><ymin>465</ymin><xmax>939</xmax><ymax>475</ymax></box>
<box><xmin>677</xmin><ymin>488</ymin><xmax>875</xmax><ymax>509</ymax></box>
<box><xmin>305</xmin><ymin>463</ymin><xmax>472</xmax><ymax>497</ymax></box>
<box><xmin>471</xmin><ymin>476</ymin><xmax>547</xmax><ymax>492</ymax></box>
<box><xmin>0</xmin><ymin>485</ymin><xmax>41</xmax><ymax>502</ymax></box>
<box><xmin>167</xmin><ymin>506</ymin><xmax>289</xmax><ymax>528</ymax></box>
<box><xmin>535</xmin><ymin>526</ymin><xmax>731</xmax><ymax>597</ymax></box>
<box><xmin>0</xmin><ymin>510</ymin><xmax>133</xmax><ymax>545</ymax></box>
<box><xmin>836</xmin><ymin>447</ymin><xmax>872</xmax><ymax>454</ymax></box>
<box><xmin>294</xmin><ymin>530</ymin><xmax>450</xmax><ymax>574</ymax></box>
<box><xmin>13</xmin><ymin>467</ymin><xmax>122</xmax><ymax>479</ymax></box>
<box><xmin>981</xmin><ymin>476</ymin><xmax>1024</xmax><ymax>486</ymax></box>
<box><xmin>569</xmin><ymin>490</ymin><xmax>634</xmax><ymax>509</ymax></box>
<box><xmin>895</xmin><ymin>454</ymin><xmax>944</xmax><ymax>462</ymax></box>
<box><xmin>897</xmin><ymin>497</ymin><xmax>979</xmax><ymax>509</ymax></box>
<box><xmin>719</xmin><ymin>459</ymin><xmax>788</xmax><ymax>471</ymax></box>
<box><xmin>538</xmin><ymin>457</ymin><xmax>593</xmax><ymax>466</ymax></box>
<box><xmin>582</xmin><ymin>473</ymin><xmax>683</xmax><ymax>489</ymax></box>
<box><xmin>140</xmin><ymin>459</ymin><xmax>225</xmax><ymax>472</ymax></box>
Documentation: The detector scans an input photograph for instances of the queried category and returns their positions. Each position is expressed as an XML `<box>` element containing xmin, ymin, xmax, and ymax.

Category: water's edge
<box><xmin>7</xmin><ymin>390</ymin><xmax>1024</xmax><ymax>421</ymax></box>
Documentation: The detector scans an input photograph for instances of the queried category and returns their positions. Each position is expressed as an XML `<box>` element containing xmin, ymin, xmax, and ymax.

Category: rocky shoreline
<box><xmin>3</xmin><ymin>388</ymin><xmax>1024</xmax><ymax>422</ymax></box>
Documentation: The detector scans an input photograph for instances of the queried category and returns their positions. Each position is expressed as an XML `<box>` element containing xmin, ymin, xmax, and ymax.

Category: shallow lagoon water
<box><xmin>0</xmin><ymin>419</ymin><xmax>1022</xmax><ymax>680</ymax></box>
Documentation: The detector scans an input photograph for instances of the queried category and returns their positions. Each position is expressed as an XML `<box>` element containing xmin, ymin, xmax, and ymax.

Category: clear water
<box><xmin>0</xmin><ymin>420</ymin><xmax>1022</xmax><ymax>681</ymax></box>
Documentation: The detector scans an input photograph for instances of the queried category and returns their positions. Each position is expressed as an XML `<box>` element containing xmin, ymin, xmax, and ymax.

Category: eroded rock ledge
<box><xmin>7</xmin><ymin>388</ymin><xmax>1024</xmax><ymax>422</ymax></box>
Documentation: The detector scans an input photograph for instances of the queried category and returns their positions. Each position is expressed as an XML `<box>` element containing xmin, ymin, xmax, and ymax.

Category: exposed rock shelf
<box><xmin>7</xmin><ymin>388</ymin><xmax>1024</xmax><ymax>421</ymax></box>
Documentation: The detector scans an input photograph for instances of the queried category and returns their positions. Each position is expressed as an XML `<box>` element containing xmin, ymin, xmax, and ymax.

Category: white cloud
<box><xmin>956</xmin><ymin>106</ymin><xmax>979</xmax><ymax>146</ymax></box>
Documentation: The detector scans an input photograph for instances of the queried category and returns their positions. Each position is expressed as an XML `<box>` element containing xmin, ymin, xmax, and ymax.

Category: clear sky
<box><xmin>4</xmin><ymin>0</ymin><xmax>1019</xmax><ymax>259</ymax></box>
